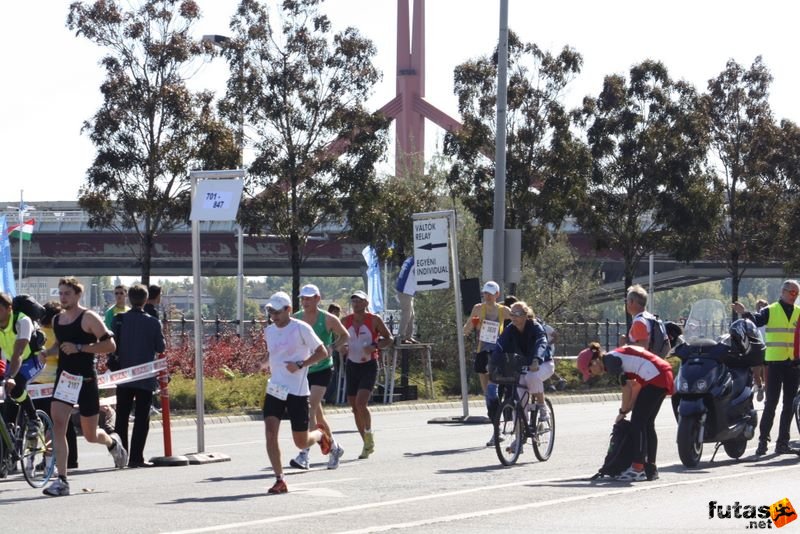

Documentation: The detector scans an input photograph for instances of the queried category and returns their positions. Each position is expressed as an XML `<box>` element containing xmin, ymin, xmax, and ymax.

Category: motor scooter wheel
<box><xmin>723</xmin><ymin>438</ymin><xmax>747</xmax><ymax>459</ymax></box>
<box><xmin>677</xmin><ymin>416</ymin><xmax>703</xmax><ymax>467</ymax></box>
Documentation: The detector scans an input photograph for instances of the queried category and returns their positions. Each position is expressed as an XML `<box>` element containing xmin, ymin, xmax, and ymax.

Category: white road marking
<box><xmin>162</xmin><ymin>464</ymin><xmax>799</xmax><ymax>534</ymax></box>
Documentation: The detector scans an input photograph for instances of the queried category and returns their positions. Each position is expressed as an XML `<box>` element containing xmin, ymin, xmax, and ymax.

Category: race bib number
<box><xmin>479</xmin><ymin>320</ymin><xmax>500</xmax><ymax>344</ymax></box>
<box><xmin>54</xmin><ymin>371</ymin><xmax>83</xmax><ymax>405</ymax></box>
<box><xmin>267</xmin><ymin>379</ymin><xmax>289</xmax><ymax>401</ymax></box>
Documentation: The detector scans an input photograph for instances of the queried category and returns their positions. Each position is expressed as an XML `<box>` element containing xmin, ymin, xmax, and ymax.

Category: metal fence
<box><xmin>160</xmin><ymin>316</ymin><xmax>732</xmax><ymax>356</ymax></box>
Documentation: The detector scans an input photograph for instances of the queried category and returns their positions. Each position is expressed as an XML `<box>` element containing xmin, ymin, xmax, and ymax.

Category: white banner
<box><xmin>0</xmin><ymin>359</ymin><xmax>167</xmax><ymax>402</ymax></box>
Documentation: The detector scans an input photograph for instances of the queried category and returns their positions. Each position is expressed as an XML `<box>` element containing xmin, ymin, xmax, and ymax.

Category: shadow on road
<box><xmin>403</xmin><ymin>446</ymin><xmax>486</xmax><ymax>458</ymax></box>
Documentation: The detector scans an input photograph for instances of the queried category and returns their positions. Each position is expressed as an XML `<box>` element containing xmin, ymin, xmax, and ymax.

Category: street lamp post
<box><xmin>7</xmin><ymin>189</ymin><xmax>34</xmax><ymax>293</ymax></box>
<box><xmin>202</xmin><ymin>33</ymin><xmax>246</xmax><ymax>337</ymax></box>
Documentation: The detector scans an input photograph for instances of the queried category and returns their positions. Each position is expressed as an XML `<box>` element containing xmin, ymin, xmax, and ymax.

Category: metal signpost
<box><xmin>189</xmin><ymin>169</ymin><xmax>244</xmax><ymax>458</ymax></box>
<box><xmin>412</xmin><ymin>210</ymin><xmax>470</xmax><ymax>420</ymax></box>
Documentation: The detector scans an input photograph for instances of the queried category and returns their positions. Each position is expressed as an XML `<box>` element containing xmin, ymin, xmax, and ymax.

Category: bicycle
<box><xmin>489</xmin><ymin>353</ymin><xmax>555</xmax><ymax>466</ymax></box>
<box><xmin>0</xmin><ymin>383</ymin><xmax>55</xmax><ymax>488</ymax></box>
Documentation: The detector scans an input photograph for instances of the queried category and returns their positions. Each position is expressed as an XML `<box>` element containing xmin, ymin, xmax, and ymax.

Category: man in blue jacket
<box><xmin>112</xmin><ymin>283</ymin><xmax>165</xmax><ymax>468</ymax></box>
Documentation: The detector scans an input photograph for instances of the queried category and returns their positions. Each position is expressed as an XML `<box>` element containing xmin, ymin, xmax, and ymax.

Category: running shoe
<box><xmin>268</xmin><ymin>479</ymin><xmax>288</xmax><ymax>494</ymax></box>
<box><xmin>43</xmin><ymin>478</ymin><xmax>70</xmax><ymax>497</ymax></box>
<box><xmin>317</xmin><ymin>424</ymin><xmax>332</xmax><ymax>455</ymax></box>
<box><xmin>327</xmin><ymin>443</ymin><xmax>344</xmax><ymax>470</ymax></box>
<box><xmin>110</xmin><ymin>433</ymin><xmax>129</xmax><ymax>469</ymax></box>
<box><xmin>615</xmin><ymin>466</ymin><xmax>647</xmax><ymax>482</ymax></box>
<box><xmin>290</xmin><ymin>449</ymin><xmax>310</xmax><ymax>470</ymax></box>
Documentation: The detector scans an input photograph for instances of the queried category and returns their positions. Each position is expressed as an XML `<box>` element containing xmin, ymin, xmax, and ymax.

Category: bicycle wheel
<box><xmin>493</xmin><ymin>398</ymin><xmax>524</xmax><ymax>466</ymax></box>
<box><xmin>20</xmin><ymin>410</ymin><xmax>55</xmax><ymax>488</ymax></box>
<box><xmin>532</xmin><ymin>398</ymin><xmax>555</xmax><ymax>461</ymax></box>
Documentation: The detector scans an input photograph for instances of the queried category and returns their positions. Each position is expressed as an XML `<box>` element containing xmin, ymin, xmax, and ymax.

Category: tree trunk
<box><xmin>141</xmin><ymin>231</ymin><xmax>153</xmax><ymax>286</ymax></box>
<box><xmin>290</xmin><ymin>230</ymin><xmax>301</xmax><ymax>310</ymax></box>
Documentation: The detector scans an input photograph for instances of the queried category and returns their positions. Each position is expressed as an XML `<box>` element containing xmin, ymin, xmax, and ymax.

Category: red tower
<box><xmin>377</xmin><ymin>0</ymin><xmax>462</xmax><ymax>178</ymax></box>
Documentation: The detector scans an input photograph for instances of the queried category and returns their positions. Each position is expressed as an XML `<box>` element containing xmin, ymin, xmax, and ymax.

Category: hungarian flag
<box><xmin>8</xmin><ymin>219</ymin><xmax>34</xmax><ymax>241</ymax></box>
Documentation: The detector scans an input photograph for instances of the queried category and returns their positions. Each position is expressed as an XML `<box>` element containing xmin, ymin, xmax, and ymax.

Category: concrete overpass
<box><xmin>3</xmin><ymin>201</ymin><xmax>791</xmax><ymax>302</ymax></box>
<box><xmin>3</xmin><ymin>202</ymin><xmax>366</xmax><ymax>278</ymax></box>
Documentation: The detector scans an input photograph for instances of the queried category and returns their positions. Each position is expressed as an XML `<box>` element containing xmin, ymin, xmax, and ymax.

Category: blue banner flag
<box><xmin>362</xmin><ymin>245</ymin><xmax>384</xmax><ymax>313</ymax></box>
<box><xmin>0</xmin><ymin>216</ymin><xmax>17</xmax><ymax>295</ymax></box>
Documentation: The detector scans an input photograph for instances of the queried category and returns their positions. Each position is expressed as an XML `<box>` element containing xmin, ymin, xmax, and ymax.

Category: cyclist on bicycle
<box><xmin>490</xmin><ymin>301</ymin><xmax>551</xmax><ymax>426</ymax></box>
<box><xmin>0</xmin><ymin>293</ymin><xmax>43</xmax><ymax>438</ymax></box>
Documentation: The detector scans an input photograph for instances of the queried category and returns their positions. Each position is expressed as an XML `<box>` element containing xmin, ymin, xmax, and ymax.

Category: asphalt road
<box><xmin>3</xmin><ymin>397</ymin><xmax>799</xmax><ymax>533</ymax></box>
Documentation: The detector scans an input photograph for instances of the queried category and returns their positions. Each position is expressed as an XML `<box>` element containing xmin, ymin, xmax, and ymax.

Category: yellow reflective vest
<box><xmin>0</xmin><ymin>312</ymin><xmax>32</xmax><ymax>363</ymax></box>
<box><xmin>764</xmin><ymin>301</ymin><xmax>800</xmax><ymax>362</ymax></box>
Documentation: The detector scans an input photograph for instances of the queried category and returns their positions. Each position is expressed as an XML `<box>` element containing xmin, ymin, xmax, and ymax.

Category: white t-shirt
<box><xmin>264</xmin><ymin>318</ymin><xmax>323</xmax><ymax>397</ymax></box>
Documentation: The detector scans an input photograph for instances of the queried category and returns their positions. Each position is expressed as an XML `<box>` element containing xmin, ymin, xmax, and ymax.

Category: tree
<box><xmin>576</xmin><ymin>61</ymin><xmax>723</xmax><ymax>322</ymax></box>
<box><xmin>68</xmin><ymin>0</ymin><xmax>239</xmax><ymax>285</ymax></box>
<box><xmin>228</xmin><ymin>0</ymin><xmax>388</xmax><ymax>307</ymax></box>
<box><xmin>443</xmin><ymin>32</ymin><xmax>591</xmax><ymax>254</ymax></box>
<box><xmin>704</xmin><ymin>57</ymin><xmax>780</xmax><ymax>310</ymax></box>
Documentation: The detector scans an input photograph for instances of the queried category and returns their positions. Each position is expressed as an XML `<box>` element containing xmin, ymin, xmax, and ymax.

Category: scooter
<box><xmin>672</xmin><ymin>300</ymin><xmax>761</xmax><ymax>468</ymax></box>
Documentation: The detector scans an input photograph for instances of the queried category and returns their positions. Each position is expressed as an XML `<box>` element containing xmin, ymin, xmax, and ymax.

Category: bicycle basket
<box><xmin>488</xmin><ymin>353</ymin><xmax>526</xmax><ymax>384</ymax></box>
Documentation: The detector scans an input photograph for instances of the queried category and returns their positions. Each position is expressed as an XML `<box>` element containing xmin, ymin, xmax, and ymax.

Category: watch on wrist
<box><xmin>297</xmin><ymin>360</ymin><xmax>304</xmax><ymax>369</ymax></box>
<box><xmin>76</xmin><ymin>343</ymin><xmax>83</xmax><ymax>353</ymax></box>
<box><xmin>619</xmin><ymin>409</ymin><xmax>629</xmax><ymax>415</ymax></box>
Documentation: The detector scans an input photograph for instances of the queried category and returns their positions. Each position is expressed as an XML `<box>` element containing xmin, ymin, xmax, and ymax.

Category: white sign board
<box><xmin>413</xmin><ymin>217</ymin><xmax>450</xmax><ymax>291</ymax></box>
<box><xmin>190</xmin><ymin>179</ymin><xmax>244</xmax><ymax>221</ymax></box>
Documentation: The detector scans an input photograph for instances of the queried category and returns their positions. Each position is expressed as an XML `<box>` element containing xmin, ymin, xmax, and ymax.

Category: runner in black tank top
<box><xmin>54</xmin><ymin>310</ymin><xmax>97</xmax><ymax>378</ymax></box>
<box><xmin>42</xmin><ymin>277</ymin><xmax>128</xmax><ymax>498</ymax></box>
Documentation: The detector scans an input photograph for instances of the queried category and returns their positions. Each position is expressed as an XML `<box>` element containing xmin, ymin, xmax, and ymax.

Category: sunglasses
<box><xmin>114</xmin><ymin>292</ymin><xmax>125</xmax><ymax>296</ymax></box>
<box><xmin>510</xmin><ymin>311</ymin><xmax>527</xmax><ymax>317</ymax></box>
<box><xmin>266</xmin><ymin>307</ymin><xmax>286</xmax><ymax>316</ymax></box>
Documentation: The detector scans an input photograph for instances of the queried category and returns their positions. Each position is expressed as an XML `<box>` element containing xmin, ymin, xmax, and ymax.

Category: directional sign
<box><xmin>413</xmin><ymin>217</ymin><xmax>450</xmax><ymax>291</ymax></box>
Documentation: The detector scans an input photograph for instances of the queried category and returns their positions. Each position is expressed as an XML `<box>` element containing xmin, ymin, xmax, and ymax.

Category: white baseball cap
<box><xmin>351</xmin><ymin>290</ymin><xmax>369</xmax><ymax>302</ymax></box>
<box><xmin>482</xmin><ymin>281</ymin><xmax>500</xmax><ymax>294</ymax></box>
<box><xmin>265</xmin><ymin>291</ymin><xmax>291</xmax><ymax>311</ymax></box>
<box><xmin>299</xmin><ymin>284</ymin><xmax>321</xmax><ymax>298</ymax></box>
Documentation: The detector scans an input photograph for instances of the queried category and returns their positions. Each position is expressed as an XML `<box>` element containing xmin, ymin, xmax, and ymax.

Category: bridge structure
<box><xmin>3</xmin><ymin>202</ymin><xmax>366</xmax><ymax>280</ymax></box>
<box><xmin>3</xmin><ymin>202</ymin><xmax>792</xmax><ymax>305</ymax></box>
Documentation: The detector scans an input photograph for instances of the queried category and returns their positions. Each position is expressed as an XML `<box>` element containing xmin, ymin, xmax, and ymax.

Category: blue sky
<box><xmin>2</xmin><ymin>0</ymin><xmax>798</xmax><ymax>201</ymax></box>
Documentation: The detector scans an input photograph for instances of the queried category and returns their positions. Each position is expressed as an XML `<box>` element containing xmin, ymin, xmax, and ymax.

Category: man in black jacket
<box><xmin>112</xmin><ymin>283</ymin><xmax>165</xmax><ymax>467</ymax></box>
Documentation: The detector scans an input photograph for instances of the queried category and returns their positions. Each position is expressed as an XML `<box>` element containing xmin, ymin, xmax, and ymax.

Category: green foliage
<box><xmin>229</xmin><ymin>0</ymin><xmax>388</xmax><ymax>307</ymax></box>
<box><xmin>705</xmin><ymin>57</ymin><xmax>781</xmax><ymax>302</ymax></box>
<box><xmin>69</xmin><ymin>0</ymin><xmax>239</xmax><ymax>285</ymax></box>
<box><xmin>444</xmin><ymin>32</ymin><xmax>590</xmax><ymax>254</ymax></box>
<box><xmin>576</xmin><ymin>60</ymin><xmax>723</xmax><ymax>295</ymax></box>
<box><xmin>167</xmin><ymin>374</ymin><xmax>266</xmax><ymax>413</ymax></box>
<box><xmin>514</xmin><ymin>233</ymin><xmax>602</xmax><ymax>321</ymax></box>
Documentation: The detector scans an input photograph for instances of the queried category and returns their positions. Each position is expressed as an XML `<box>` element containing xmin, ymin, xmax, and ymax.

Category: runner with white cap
<box><xmin>289</xmin><ymin>283</ymin><xmax>349</xmax><ymax>470</ymax></box>
<box><xmin>262</xmin><ymin>291</ymin><xmax>332</xmax><ymax>494</ymax></box>
<box><xmin>463</xmin><ymin>280</ymin><xmax>511</xmax><ymax>446</ymax></box>
<box><xmin>341</xmin><ymin>290</ymin><xmax>393</xmax><ymax>459</ymax></box>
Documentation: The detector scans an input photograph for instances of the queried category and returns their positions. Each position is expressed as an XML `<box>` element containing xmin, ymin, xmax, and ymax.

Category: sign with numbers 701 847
<box><xmin>190</xmin><ymin>179</ymin><xmax>244</xmax><ymax>221</ymax></box>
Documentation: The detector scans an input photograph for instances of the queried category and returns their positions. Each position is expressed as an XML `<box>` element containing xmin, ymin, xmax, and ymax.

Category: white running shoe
<box><xmin>110</xmin><ymin>433</ymin><xmax>129</xmax><ymax>469</ymax></box>
<box><xmin>290</xmin><ymin>449</ymin><xmax>310</xmax><ymax>470</ymax></box>
<box><xmin>327</xmin><ymin>443</ymin><xmax>344</xmax><ymax>470</ymax></box>
<box><xmin>43</xmin><ymin>478</ymin><xmax>70</xmax><ymax>497</ymax></box>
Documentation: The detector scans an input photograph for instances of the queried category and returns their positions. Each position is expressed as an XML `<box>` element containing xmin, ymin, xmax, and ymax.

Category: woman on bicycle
<box><xmin>491</xmin><ymin>302</ymin><xmax>551</xmax><ymax>423</ymax></box>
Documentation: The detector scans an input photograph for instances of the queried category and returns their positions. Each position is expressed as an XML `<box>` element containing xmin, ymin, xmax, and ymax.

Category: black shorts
<box><xmin>51</xmin><ymin>371</ymin><xmax>100</xmax><ymax>417</ymax></box>
<box><xmin>473</xmin><ymin>351</ymin><xmax>491</xmax><ymax>374</ymax></box>
<box><xmin>262</xmin><ymin>393</ymin><xmax>309</xmax><ymax>432</ymax></box>
<box><xmin>307</xmin><ymin>367</ymin><xmax>333</xmax><ymax>389</ymax></box>
<box><xmin>346</xmin><ymin>359</ymin><xmax>378</xmax><ymax>397</ymax></box>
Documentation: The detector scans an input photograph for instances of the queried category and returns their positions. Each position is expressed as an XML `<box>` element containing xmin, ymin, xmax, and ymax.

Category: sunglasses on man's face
<box><xmin>114</xmin><ymin>292</ymin><xmax>125</xmax><ymax>296</ymax></box>
<box><xmin>510</xmin><ymin>311</ymin><xmax>527</xmax><ymax>317</ymax></box>
<box><xmin>266</xmin><ymin>307</ymin><xmax>286</xmax><ymax>316</ymax></box>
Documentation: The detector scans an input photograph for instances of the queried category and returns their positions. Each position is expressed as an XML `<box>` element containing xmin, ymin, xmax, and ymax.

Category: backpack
<box><xmin>647</xmin><ymin>315</ymin><xmax>671</xmax><ymax>358</ymax></box>
<box><xmin>12</xmin><ymin>294</ymin><xmax>45</xmax><ymax>323</ymax></box>
<box><xmin>12</xmin><ymin>311</ymin><xmax>46</xmax><ymax>356</ymax></box>
<box><xmin>590</xmin><ymin>419</ymin><xmax>635</xmax><ymax>479</ymax></box>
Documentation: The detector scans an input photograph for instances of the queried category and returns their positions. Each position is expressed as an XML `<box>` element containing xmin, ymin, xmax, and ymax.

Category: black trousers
<box><xmin>630</xmin><ymin>385</ymin><xmax>667</xmax><ymax>466</ymax></box>
<box><xmin>114</xmin><ymin>387</ymin><xmax>153</xmax><ymax>464</ymax></box>
<box><xmin>759</xmin><ymin>361</ymin><xmax>800</xmax><ymax>445</ymax></box>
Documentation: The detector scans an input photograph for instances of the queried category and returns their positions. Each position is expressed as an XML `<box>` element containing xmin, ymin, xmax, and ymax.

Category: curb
<box><xmin>152</xmin><ymin>391</ymin><xmax>623</xmax><ymax>429</ymax></box>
